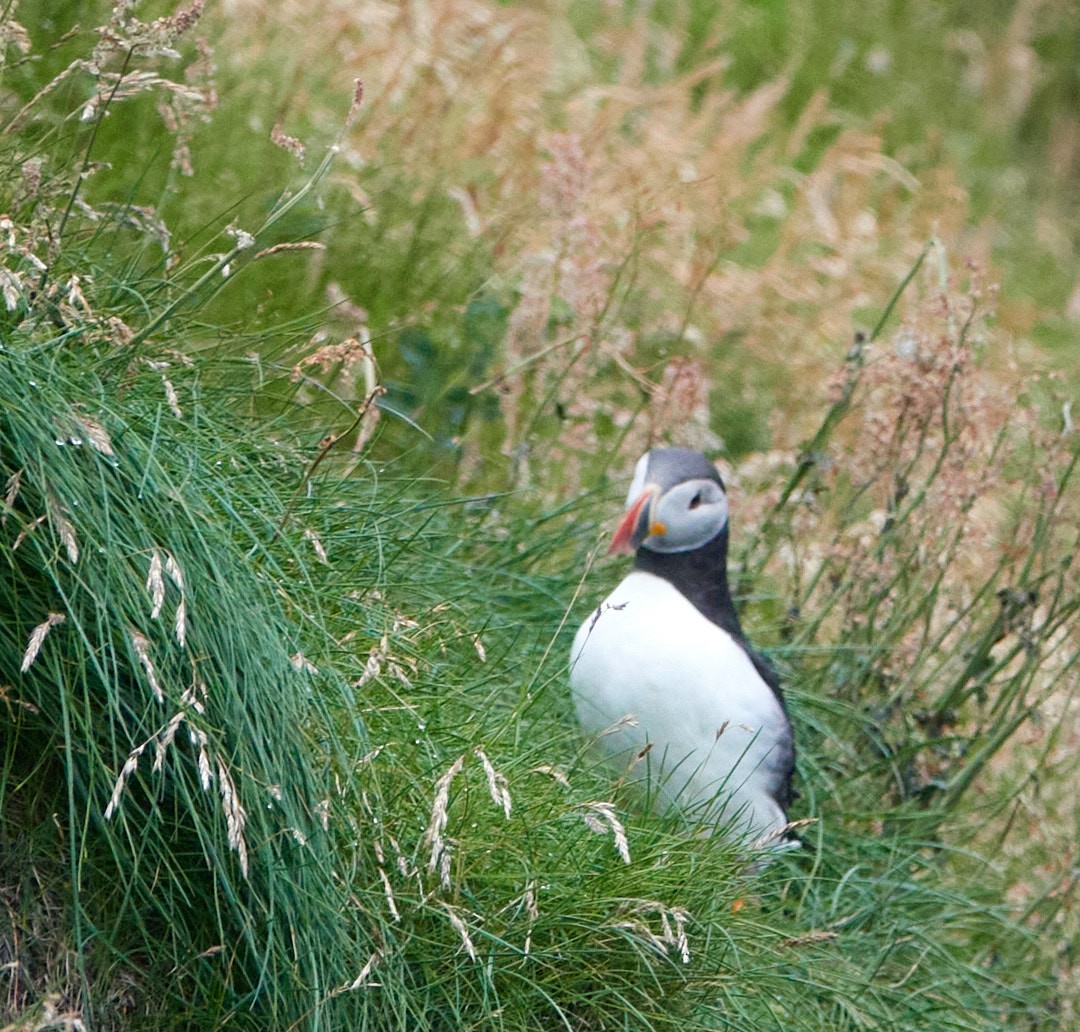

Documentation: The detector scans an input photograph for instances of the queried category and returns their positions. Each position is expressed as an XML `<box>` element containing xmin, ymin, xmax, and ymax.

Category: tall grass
<box><xmin>0</xmin><ymin>348</ymin><xmax>379</xmax><ymax>1028</ymax></box>
<box><xmin>0</xmin><ymin>6</ymin><xmax>372</xmax><ymax>1025</ymax></box>
<box><xmin>205</xmin><ymin>0</ymin><xmax>1080</xmax><ymax>479</ymax></box>
<box><xmin>0</xmin><ymin>2</ymin><xmax>1077</xmax><ymax>1030</ymax></box>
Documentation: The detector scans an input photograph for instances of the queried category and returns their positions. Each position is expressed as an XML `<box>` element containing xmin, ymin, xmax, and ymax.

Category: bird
<box><xmin>569</xmin><ymin>447</ymin><xmax>796</xmax><ymax>849</ymax></box>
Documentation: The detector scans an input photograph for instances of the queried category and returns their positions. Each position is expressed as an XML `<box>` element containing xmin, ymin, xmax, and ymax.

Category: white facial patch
<box><xmin>645</xmin><ymin>478</ymin><xmax>728</xmax><ymax>553</ymax></box>
<box><xmin>625</xmin><ymin>452</ymin><xmax>651</xmax><ymax>507</ymax></box>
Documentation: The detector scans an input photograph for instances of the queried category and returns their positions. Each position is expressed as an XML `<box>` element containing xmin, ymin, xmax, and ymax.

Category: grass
<box><xmin>0</xmin><ymin>1</ymin><xmax>1077</xmax><ymax>1029</ymax></box>
<box><xmin>0</xmin><ymin>346</ymin><xmax>382</xmax><ymax>1027</ymax></box>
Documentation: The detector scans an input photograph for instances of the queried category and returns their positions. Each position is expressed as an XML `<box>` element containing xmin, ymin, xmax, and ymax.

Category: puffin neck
<box><xmin>633</xmin><ymin>528</ymin><xmax>745</xmax><ymax>642</ymax></box>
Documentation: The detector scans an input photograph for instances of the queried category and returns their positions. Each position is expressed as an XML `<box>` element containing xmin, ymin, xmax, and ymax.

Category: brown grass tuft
<box><xmin>215</xmin><ymin>0</ymin><xmax>981</xmax><ymax>490</ymax></box>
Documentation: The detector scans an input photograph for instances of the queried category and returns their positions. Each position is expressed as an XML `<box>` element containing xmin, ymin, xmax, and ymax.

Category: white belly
<box><xmin>570</xmin><ymin>571</ymin><xmax>791</xmax><ymax>842</ymax></box>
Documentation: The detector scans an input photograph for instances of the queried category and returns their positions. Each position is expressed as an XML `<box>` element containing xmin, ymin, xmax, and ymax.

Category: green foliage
<box><xmin>0</xmin><ymin>344</ymin><xmax>382</xmax><ymax>1027</ymax></box>
<box><xmin>0</xmin><ymin>2</ymin><xmax>1077</xmax><ymax>1030</ymax></box>
<box><xmin>577</xmin><ymin>0</ymin><xmax>1080</xmax><ymax>322</ymax></box>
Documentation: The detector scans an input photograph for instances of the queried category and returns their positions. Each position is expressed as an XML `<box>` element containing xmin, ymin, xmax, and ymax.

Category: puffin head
<box><xmin>608</xmin><ymin>448</ymin><xmax>729</xmax><ymax>556</ymax></box>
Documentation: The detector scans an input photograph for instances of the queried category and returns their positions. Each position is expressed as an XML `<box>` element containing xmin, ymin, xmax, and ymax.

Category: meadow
<box><xmin>0</xmin><ymin>1</ymin><xmax>1077</xmax><ymax>1028</ymax></box>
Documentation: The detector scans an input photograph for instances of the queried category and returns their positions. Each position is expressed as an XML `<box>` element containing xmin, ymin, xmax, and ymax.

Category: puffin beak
<box><xmin>608</xmin><ymin>487</ymin><xmax>658</xmax><ymax>555</ymax></box>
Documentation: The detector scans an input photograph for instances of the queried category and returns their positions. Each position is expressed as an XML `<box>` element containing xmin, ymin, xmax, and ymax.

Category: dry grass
<box><xmin>220</xmin><ymin>0</ymin><xmax>986</xmax><ymax>489</ymax></box>
<box><xmin>1</xmin><ymin>1</ymin><xmax>1078</xmax><ymax>1027</ymax></box>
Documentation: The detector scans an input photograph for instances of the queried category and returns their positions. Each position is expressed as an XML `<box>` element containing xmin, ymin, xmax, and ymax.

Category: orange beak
<box><xmin>608</xmin><ymin>488</ymin><xmax>655</xmax><ymax>555</ymax></box>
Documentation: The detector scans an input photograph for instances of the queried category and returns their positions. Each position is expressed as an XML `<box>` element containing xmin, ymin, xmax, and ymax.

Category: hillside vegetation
<box><xmin>0</xmin><ymin>2</ymin><xmax>1077</xmax><ymax>1029</ymax></box>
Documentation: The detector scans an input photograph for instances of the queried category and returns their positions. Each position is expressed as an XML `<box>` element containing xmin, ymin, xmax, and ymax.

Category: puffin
<box><xmin>570</xmin><ymin>447</ymin><xmax>796</xmax><ymax>848</ymax></box>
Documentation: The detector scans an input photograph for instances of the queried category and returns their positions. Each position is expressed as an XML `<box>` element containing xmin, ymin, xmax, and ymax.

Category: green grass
<box><xmin>0</xmin><ymin>2</ymin><xmax>1078</xmax><ymax>1029</ymax></box>
<box><xmin>0</xmin><ymin>347</ymin><xmax>381</xmax><ymax>1027</ymax></box>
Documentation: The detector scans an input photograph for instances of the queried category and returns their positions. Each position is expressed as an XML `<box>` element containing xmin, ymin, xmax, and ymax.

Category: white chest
<box><xmin>570</xmin><ymin>571</ymin><xmax>791</xmax><ymax>840</ymax></box>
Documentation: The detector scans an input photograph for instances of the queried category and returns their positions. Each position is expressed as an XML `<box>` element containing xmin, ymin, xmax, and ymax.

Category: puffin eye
<box><xmin>688</xmin><ymin>491</ymin><xmax>703</xmax><ymax>510</ymax></box>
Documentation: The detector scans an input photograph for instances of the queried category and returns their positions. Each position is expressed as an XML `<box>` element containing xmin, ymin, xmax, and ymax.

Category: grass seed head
<box><xmin>216</xmin><ymin>757</ymin><xmax>249</xmax><ymax>877</ymax></box>
<box><xmin>129</xmin><ymin>630</ymin><xmax>163</xmax><ymax>703</ymax></box>
<box><xmin>74</xmin><ymin>415</ymin><xmax>115</xmax><ymax>456</ymax></box>
<box><xmin>475</xmin><ymin>747</ymin><xmax>512</xmax><ymax>819</ymax></box>
<box><xmin>340</xmin><ymin>951</ymin><xmax>381</xmax><ymax>993</ymax></box>
<box><xmin>442</xmin><ymin>903</ymin><xmax>478</xmax><ymax>962</ymax></box>
<box><xmin>161</xmin><ymin>375</ymin><xmax>183</xmax><ymax>418</ymax></box>
<box><xmin>20</xmin><ymin>612</ymin><xmax>66</xmax><ymax>673</ymax></box>
<box><xmin>3</xmin><ymin>468</ymin><xmax>22</xmax><ymax>516</ymax></box>
<box><xmin>578</xmin><ymin>801</ymin><xmax>631</xmax><ymax>864</ymax></box>
<box><xmin>425</xmin><ymin>754</ymin><xmax>465</xmax><ymax>886</ymax></box>
<box><xmin>146</xmin><ymin>550</ymin><xmax>166</xmax><ymax>618</ymax></box>
<box><xmin>48</xmin><ymin>495</ymin><xmax>79</xmax><ymax>563</ymax></box>
<box><xmin>104</xmin><ymin>741</ymin><xmax>148</xmax><ymax>820</ymax></box>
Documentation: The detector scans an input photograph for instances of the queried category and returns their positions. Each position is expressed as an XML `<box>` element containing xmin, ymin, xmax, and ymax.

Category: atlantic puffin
<box><xmin>570</xmin><ymin>448</ymin><xmax>796</xmax><ymax>847</ymax></box>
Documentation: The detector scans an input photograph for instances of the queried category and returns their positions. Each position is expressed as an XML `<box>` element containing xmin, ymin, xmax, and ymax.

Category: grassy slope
<box><xmin>0</xmin><ymin>1</ymin><xmax>1077</xmax><ymax>1029</ymax></box>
